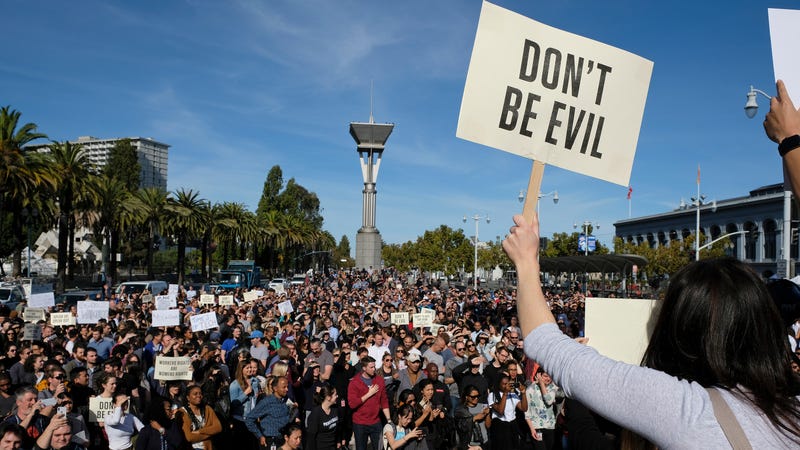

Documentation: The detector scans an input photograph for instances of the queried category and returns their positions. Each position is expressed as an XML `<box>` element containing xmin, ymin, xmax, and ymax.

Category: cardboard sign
<box><xmin>77</xmin><ymin>301</ymin><xmax>109</xmax><ymax>324</ymax></box>
<box><xmin>154</xmin><ymin>356</ymin><xmax>193</xmax><ymax>381</ymax></box>
<box><xmin>50</xmin><ymin>312</ymin><xmax>76</xmax><ymax>327</ymax></box>
<box><xmin>28</xmin><ymin>292</ymin><xmax>55</xmax><ymax>308</ymax></box>
<box><xmin>186</xmin><ymin>290</ymin><xmax>197</xmax><ymax>299</ymax></box>
<box><xmin>200</xmin><ymin>294</ymin><xmax>216</xmax><ymax>305</ymax></box>
<box><xmin>23</xmin><ymin>308</ymin><xmax>46</xmax><ymax>323</ymax></box>
<box><xmin>168</xmin><ymin>284</ymin><xmax>179</xmax><ymax>302</ymax></box>
<box><xmin>277</xmin><ymin>300</ymin><xmax>294</xmax><ymax>315</ymax></box>
<box><xmin>769</xmin><ymin>8</ymin><xmax>800</xmax><ymax>106</ymax></box>
<box><xmin>141</xmin><ymin>294</ymin><xmax>153</xmax><ymax>303</ymax></box>
<box><xmin>152</xmin><ymin>309</ymin><xmax>181</xmax><ymax>327</ymax></box>
<box><xmin>412</xmin><ymin>313</ymin><xmax>433</xmax><ymax>328</ymax></box>
<box><xmin>420</xmin><ymin>307</ymin><xmax>436</xmax><ymax>320</ymax></box>
<box><xmin>391</xmin><ymin>312</ymin><xmax>409</xmax><ymax>325</ymax></box>
<box><xmin>89</xmin><ymin>397</ymin><xmax>127</xmax><ymax>423</ymax></box>
<box><xmin>584</xmin><ymin>297</ymin><xmax>658</xmax><ymax>365</ymax></box>
<box><xmin>243</xmin><ymin>291</ymin><xmax>259</xmax><ymax>302</ymax></box>
<box><xmin>272</xmin><ymin>284</ymin><xmax>285</xmax><ymax>295</ymax></box>
<box><xmin>155</xmin><ymin>295</ymin><xmax>175</xmax><ymax>310</ymax></box>
<box><xmin>218</xmin><ymin>295</ymin><xmax>234</xmax><ymax>306</ymax></box>
<box><xmin>22</xmin><ymin>323</ymin><xmax>42</xmax><ymax>341</ymax></box>
<box><xmin>457</xmin><ymin>2</ymin><xmax>652</xmax><ymax>187</ymax></box>
<box><xmin>190</xmin><ymin>312</ymin><xmax>219</xmax><ymax>332</ymax></box>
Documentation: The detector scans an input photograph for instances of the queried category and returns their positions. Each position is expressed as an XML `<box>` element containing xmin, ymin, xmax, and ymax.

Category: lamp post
<box><xmin>745</xmin><ymin>84</ymin><xmax>794</xmax><ymax>277</ymax></box>
<box><xmin>518</xmin><ymin>189</ymin><xmax>559</xmax><ymax>217</ymax></box>
<box><xmin>463</xmin><ymin>213</ymin><xmax>490</xmax><ymax>290</ymax></box>
<box><xmin>690</xmin><ymin>193</ymin><xmax>716</xmax><ymax>261</ymax></box>
<box><xmin>21</xmin><ymin>207</ymin><xmax>38</xmax><ymax>277</ymax></box>
<box><xmin>574</xmin><ymin>220</ymin><xmax>598</xmax><ymax>293</ymax></box>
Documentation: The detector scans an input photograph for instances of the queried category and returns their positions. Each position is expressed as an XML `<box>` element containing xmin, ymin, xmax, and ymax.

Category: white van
<box><xmin>115</xmin><ymin>280</ymin><xmax>168</xmax><ymax>296</ymax></box>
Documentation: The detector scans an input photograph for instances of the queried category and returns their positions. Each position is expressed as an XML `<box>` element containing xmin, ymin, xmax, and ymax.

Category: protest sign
<box><xmin>190</xmin><ymin>312</ymin><xmax>219</xmax><ymax>332</ymax></box>
<box><xmin>23</xmin><ymin>308</ymin><xmax>46</xmax><ymax>323</ymax></box>
<box><xmin>154</xmin><ymin>356</ymin><xmax>193</xmax><ymax>381</ymax></box>
<box><xmin>168</xmin><ymin>284</ymin><xmax>179</xmax><ymax>302</ymax></box>
<box><xmin>413</xmin><ymin>313</ymin><xmax>433</xmax><ymax>328</ymax></box>
<box><xmin>89</xmin><ymin>397</ymin><xmax>128</xmax><ymax>423</ymax></box>
<box><xmin>152</xmin><ymin>309</ymin><xmax>181</xmax><ymax>327</ymax></box>
<box><xmin>457</xmin><ymin>1</ymin><xmax>652</xmax><ymax>187</ymax></box>
<box><xmin>141</xmin><ymin>294</ymin><xmax>153</xmax><ymax>303</ymax></box>
<box><xmin>277</xmin><ymin>300</ymin><xmax>294</xmax><ymax>315</ymax></box>
<box><xmin>255</xmin><ymin>290</ymin><xmax>264</xmax><ymax>297</ymax></box>
<box><xmin>50</xmin><ymin>312</ymin><xmax>76</xmax><ymax>327</ymax></box>
<box><xmin>23</xmin><ymin>323</ymin><xmax>41</xmax><ymax>341</ymax></box>
<box><xmin>200</xmin><ymin>294</ymin><xmax>216</xmax><ymax>305</ymax></box>
<box><xmin>155</xmin><ymin>295</ymin><xmax>175</xmax><ymax>310</ymax></box>
<box><xmin>272</xmin><ymin>284</ymin><xmax>285</xmax><ymax>295</ymax></box>
<box><xmin>584</xmin><ymin>297</ymin><xmax>657</xmax><ymax>365</ymax></box>
<box><xmin>391</xmin><ymin>312</ymin><xmax>409</xmax><ymax>325</ymax></box>
<box><xmin>420</xmin><ymin>307</ymin><xmax>436</xmax><ymax>321</ymax></box>
<box><xmin>769</xmin><ymin>8</ymin><xmax>800</xmax><ymax>106</ymax></box>
<box><xmin>77</xmin><ymin>301</ymin><xmax>109</xmax><ymax>324</ymax></box>
<box><xmin>186</xmin><ymin>290</ymin><xmax>197</xmax><ymax>299</ymax></box>
<box><xmin>28</xmin><ymin>292</ymin><xmax>55</xmax><ymax>308</ymax></box>
<box><xmin>218</xmin><ymin>295</ymin><xmax>234</xmax><ymax>306</ymax></box>
<box><xmin>243</xmin><ymin>291</ymin><xmax>258</xmax><ymax>302</ymax></box>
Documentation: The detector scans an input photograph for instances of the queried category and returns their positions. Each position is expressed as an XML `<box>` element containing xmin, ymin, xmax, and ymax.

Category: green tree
<box><xmin>0</xmin><ymin>106</ymin><xmax>50</xmax><ymax>276</ymax></box>
<box><xmin>129</xmin><ymin>188</ymin><xmax>168</xmax><ymax>278</ymax></box>
<box><xmin>105</xmin><ymin>138</ymin><xmax>140</xmax><ymax>191</ymax></box>
<box><xmin>256</xmin><ymin>165</ymin><xmax>283</xmax><ymax>217</ymax></box>
<box><xmin>167</xmin><ymin>189</ymin><xmax>207</xmax><ymax>285</ymax></box>
<box><xmin>541</xmin><ymin>226</ymin><xmax>609</xmax><ymax>258</ymax></box>
<box><xmin>277</xmin><ymin>178</ymin><xmax>323</xmax><ymax>229</ymax></box>
<box><xmin>90</xmin><ymin>176</ymin><xmax>131</xmax><ymax>285</ymax></box>
<box><xmin>333</xmin><ymin>234</ymin><xmax>354</xmax><ymax>267</ymax></box>
<box><xmin>415</xmin><ymin>225</ymin><xmax>471</xmax><ymax>275</ymax></box>
<box><xmin>613</xmin><ymin>233</ymin><xmax>730</xmax><ymax>282</ymax></box>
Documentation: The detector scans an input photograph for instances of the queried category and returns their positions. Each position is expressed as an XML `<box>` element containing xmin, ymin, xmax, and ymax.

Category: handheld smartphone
<box><xmin>57</xmin><ymin>406</ymin><xmax>67</xmax><ymax>416</ymax></box>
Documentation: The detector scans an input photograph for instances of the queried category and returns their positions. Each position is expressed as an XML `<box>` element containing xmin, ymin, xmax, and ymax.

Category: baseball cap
<box><xmin>250</xmin><ymin>330</ymin><xmax>264</xmax><ymax>339</ymax></box>
<box><xmin>406</xmin><ymin>352</ymin><xmax>421</xmax><ymax>362</ymax></box>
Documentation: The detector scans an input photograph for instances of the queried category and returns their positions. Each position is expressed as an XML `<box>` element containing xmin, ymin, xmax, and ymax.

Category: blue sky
<box><xmin>3</xmin><ymin>0</ymin><xmax>795</xmax><ymax>251</ymax></box>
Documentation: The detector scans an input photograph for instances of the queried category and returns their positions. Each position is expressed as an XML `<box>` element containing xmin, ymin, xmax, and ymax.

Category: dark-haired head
<box><xmin>643</xmin><ymin>257</ymin><xmax>800</xmax><ymax>439</ymax></box>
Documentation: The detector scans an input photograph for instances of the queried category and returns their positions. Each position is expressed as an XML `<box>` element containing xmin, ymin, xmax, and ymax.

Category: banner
<box><xmin>457</xmin><ymin>1</ymin><xmax>652</xmax><ymax>186</ymax></box>
<box><xmin>391</xmin><ymin>312</ymin><xmax>409</xmax><ymax>325</ymax></box>
<box><xmin>154</xmin><ymin>356</ymin><xmax>193</xmax><ymax>381</ymax></box>
<box><xmin>28</xmin><ymin>292</ymin><xmax>55</xmax><ymax>308</ymax></box>
<box><xmin>50</xmin><ymin>312</ymin><xmax>76</xmax><ymax>327</ymax></box>
<box><xmin>190</xmin><ymin>312</ymin><xmax>219</xmax><ymax>332</ymax></box>
<box><xmin>23</xmin><ymin>308</ymin><xmax>46</xmax><ymax>323</ymax></box>
<box><xmin>77</xmin><ymin>301</ymin><xmax>109</xmax><ymax>324</ymax></box>
<box><xmin>152</xmin><ymin>309</ymin><xmax>181</xmax><ymax>327</ymax></box>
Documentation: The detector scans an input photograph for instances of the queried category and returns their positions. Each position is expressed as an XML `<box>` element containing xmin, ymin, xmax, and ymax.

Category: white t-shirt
<box><xmin>487</xmin><ymin>390</ymin><xmax>522</xmax><ymax>422</ymax></box>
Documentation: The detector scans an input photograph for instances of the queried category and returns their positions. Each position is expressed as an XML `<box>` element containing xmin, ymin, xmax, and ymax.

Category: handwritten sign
<box><xmin>420</xmin><ymin>307</ymin><xmax>436</xmax><ymax>321</ymax></box>
<box><xmin>186</xmin><ymin>290</ymin><xmax>197</xmax><ymax>299</ymax></box>
<box><xmin>168</xmin><ymin>284</ymin><xmax>180</xmax><ymax>302</ymax></box>
<box><xmin>28</xmin><ymin>292</ymin><xmax>55</xmax><ymax>308</ymax></box>
<box><xmin>50</xmin><ymin>312</ymin><xmax>76</xmax><ymax>327</ymax></box>
<box><xmin>155</xmin><ymin>295</ymin><xmax>175</xmax><ymax>310</ymax></box>
<box><xmin>190</xmin><ymin>312</ymin><xmax>219</xmax><ymax>332</ymax></box>
<box><xmin>243</xmin><ymin>291</ymin><xmax>259</xmax><ymax>302</ymax></box>
<box><xmin>391</xmin><ymin>312</ymin><xmax>409</xmax><ymax>325</ymax></box>
<box><xmin>412</xmin><ymin>313</ymin><xmax>433</xmax><ymax>328</ymax></box>
<box><xmin>89</xmin><ymin>397</ymin><xmax>127</xmax><ymax>423</ymax></box>
<box><xmin>200</xmin><ymin>294</ymin><xmax>216</xmax><ymax>306</ymax></box>
<box><xmin>154</xmin><ymin>356</ymin><xmax>193</xmax><ymax>381</ymax></box>
<box><xmin>77</xmin><ymin>301</ymin><xmax>109</xmax><ymax>324</ymax></box>
<box><xmin>23</xmin><ymin>308</ymin><xmax>46</xmax><ymax>323</ymax></box>
<box><xmin>585</xmin><ymin>297</ymin><xmax>657</xmax><ymax>365</ymax></box>
<box><xmin>23</xmin><ymin>323</ymin><xmax>41</xmax><ymax>341</ymax></box>
<box><xmin>218</xmin><ymin>295</ymin><xmax>234</xmax><ymax>306</ymax></box>
<box><xmin>277</xmin><ymin>300</ymin><xmax>294</xmax><ymax>315</ymax></box>
<box><xmin>141</xmin><ymin>294</ymin><xmax>153</xmax><ymax>303</ymax></box>
<box><xmin>152</xmin><ymin>309</ymin><xmax>181</xmax><ymax>327</ymax></box>
<box><xmin>456</xmin><ymin>2</ymin><xmax>652</xmax><ymax>186</ymax></box>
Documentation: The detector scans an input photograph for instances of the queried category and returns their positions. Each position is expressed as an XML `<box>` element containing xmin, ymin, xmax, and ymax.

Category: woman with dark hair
<box><xmin>230</xmin><ymin>358</ymin><xmax>261</xmax><ymax>450</ymax></box>
<box><xmin>20</xmin><ymin>352</ymin><xmax>45</xmax><ymax>387</ymax></box>
<box><xmin>305</xmin><ymin>384</ymin><xmax>340</xmax><ymax>450</ymax></box>
<box><xmin>179</xmin><ymin>385</ymin><xmax>222</xmax><ymax>450</ymax></box>
<box><xmin>454</xmin><ymin>385</ymin><xmax>490</xmax><ymax>450</ymax></box>
<box><xmin>278</xmin><ymin>423</ymin><xmax>303</xmax><ymax>450</ymax></box>
<box><xmin>135</xmin><ymin>396</ymin><xmax>185</xmax><ymax>450</ymax></box>
<box><xmin>416</xmin><ymin>379</ymin><xmax>448</xmax><ymax>450</ymax></box>
<box><xmin>486</xmin><ymin>374</ymin><xmax>526</xmax><ymax>450</ymax></box>
<box><xmin>524</xmin><ymin>368</ymin><xmax>560</xmax><ymax>450</ymax></box>
<box><xmin>383</xmin><ymin>404</ymin><xmax>426</xmax><ymax>450</ymax></box>
<box><xmin>505</xmin><ymin>213</ymin><xmax>800</xmax><ymax>448</ymax></box>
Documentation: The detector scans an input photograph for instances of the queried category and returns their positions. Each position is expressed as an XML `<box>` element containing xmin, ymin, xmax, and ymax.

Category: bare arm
<box><xmin>765</xmin><ymin>80</ymin><xmax>800</xmax><ymax>199</ymax></box>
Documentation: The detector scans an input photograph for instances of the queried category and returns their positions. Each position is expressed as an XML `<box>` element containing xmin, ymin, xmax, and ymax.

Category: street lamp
<box><xmin>574</xmin><ymin>220</ymin><xmax>598</xmax><ymax>293</ymax></box>
<box><xmin>519</xmin><ymin>189</ymin><xmax>559</xmax><ymax>217</ymax></box>
<box><xmin>21</xmin><ymin>207</ymin><xmax>39</xmax><ymax>277</ymax></box>
<box><xmin>463</xmin><ymin>213</ymin><xmax>490</xmax><ymax>290</ymax></box>
<box><xmin>745</xmin><ymin>84</ymin><xmax>793</xmax><ymax>277</ymax></box>
<box><xmin>690</xmin><ymin>193</ymin><xmax>716</xmax><ymax>261</ymax></box>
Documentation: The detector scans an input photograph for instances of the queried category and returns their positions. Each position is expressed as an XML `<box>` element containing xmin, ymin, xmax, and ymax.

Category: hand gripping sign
<box><xmin>458</xmin><ymin>2</ymin><xmax>652</xmax><ymax>219</ymax></box>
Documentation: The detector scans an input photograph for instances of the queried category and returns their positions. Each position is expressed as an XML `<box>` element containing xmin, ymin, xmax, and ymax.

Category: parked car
<box><xmin>0</xmin><ymin>283</ymin><xmax>26</xmax><ymax>310</ymax></box>
<box><xmin>290</xmin><ymin>274</ymin><xmax>306</xmax><ymax>286</ymax></box>
<box><xmin>268</xmin><ymin>278</ymin><xmax>287</xmax><ymax>290</ymax></box>
<box><xmin>115</xmin><ymin>280</ymin><xmax>168</xmax><ymax>296</ymax></box>
<box><xmin>56</xmin><ymin>290</ymin><xmax>102</xmax><ymax>308</ymax></box>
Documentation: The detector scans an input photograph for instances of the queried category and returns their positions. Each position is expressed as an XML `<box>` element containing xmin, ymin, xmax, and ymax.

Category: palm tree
<box><xmin>0</xmin><ymin>106</ymin><xmax>49</xmax><ymax>276</ymax></box>
<box><xmin>47</xmin><ymin>141</ymin><xmax>93</xmax><ymax>292</ymax></box>
<box><xmin>90</xmin><ymin>176</ymin><xmax>132</xmax><ymax>286</ymax></box>
<box><xmin>167</xmin><ymin>189</ymin><xmax>206</xmax><ymax>285</ymax></box>
<box><xmin>129</xmin><ymin>188</ymin><xmax>168</xmax><ymax>278</ymax></box>
<box><xmin>204</xmin><ymin>202</ymin><xmax>235</xmax><ymax>280</ymax></box>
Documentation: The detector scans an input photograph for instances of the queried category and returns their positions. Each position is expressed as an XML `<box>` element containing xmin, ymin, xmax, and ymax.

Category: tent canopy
<box><xmin>539</xmin><ymin>254</ymin><xmax>647</xmax><ymax>274</ymax></box>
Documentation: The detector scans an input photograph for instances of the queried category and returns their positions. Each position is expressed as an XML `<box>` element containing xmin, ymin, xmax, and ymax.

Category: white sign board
<box><xmin>218</xmin><ymin>295</ymin><xmax>234</xmax><ymax>306</ymax></box>
<box><xmin>200</xmin><ymin>294</ymin><xmax>216</xmax><ymax>306</ymax></box>
<box><xmin>186</xmin><ymin>290</ymin><xmax>197</xmax><ymax>299</ymax></box>
<box><xmin>23</xmin><ymin>323</ymin><xmax>42</xmax><ymax>341</ymax></box>
<box><xmin>168</xmin><ymin>284</ymin><xmax>180</xmax><ymax>302</ymax></box>
<box><xmin>190</xmin><ymin>312</ymin><xmax>219</xmax><ymax>332</ymax></box>
<box><xmin>77</xmin><ymin>301</ymin><xmax>109</xmax><ymax>324</ymax></box>
<box><xmin>457</xmin><ymin>2</ymin><xmax>652</xmax><ymax>186</ymax></box>
<box><xmin>391</xmin><ymin>312</ymin><xmax>409</xmax><ymax>325</ymax></box>
<box><xmin>89</xmin><ymin>397</ymin><xmax>127</xmax><ymax>423</ymax></box>
<box><xmin>154</xmin><ymin>356</ymin><xmax>193</xmax><ymax>381</ymax></box>
<box><xmin>413</xmin><ymin>313</ymin><xmax>433</xmax><ymax>328</ymax></box>
<box><xmin>155</xmin><ymin>295</ymin><xmax>176</xmax><ymax>310</ymax></box>
<box><xmin>23</xmin><ymin>308</ymin><xmax>46</xmax><ymax>323</ymax></box>
<box><xmin>28</xmin><ymin>292</ymin><xmax>55</xmax><ymax>308</ymax></box>
<box><xmin>141</xmin><ymin>294</ymin><xmax>153</xmax><ymax>303</ymax></box>
<box><xmin>277</xmin><ymin>300</ymin><xmax>294</xmax><ymax>315</ymax></box>
<box><xmin>769</xmin><ymin>8</ymin><xmax>800</xmax><ymax>107</ymax></box>
<box><xmin>584</xmin><ymin>297</ymin><xmax>658</xmax><ymax>365</ymax></box>
<box><xmin>152</xmin><ymin>309</ymin><xmax>181</xmax><ymax>327</ymax></box>
<box><xmin>243</xmin><ymin>291</ymin><xmax>258</xmax><ymax>302</ymax></box>
<box><xmin>50</xmin><ymin>312</ymin><xmax>76</xmax><ymax>327</ymax></box>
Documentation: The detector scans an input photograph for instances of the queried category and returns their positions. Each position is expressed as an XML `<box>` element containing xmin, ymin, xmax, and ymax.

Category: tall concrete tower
<box><xmin>349</xmin><ymin>116</ymin><xmax>394</xmax><ymax>270</ymax></box>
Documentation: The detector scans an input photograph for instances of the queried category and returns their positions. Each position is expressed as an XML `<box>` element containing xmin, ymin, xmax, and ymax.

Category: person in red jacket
<box><xmin>347</xmin><ymin>356</ymin><xmax>391</xmax><ymax>450</ymax></box>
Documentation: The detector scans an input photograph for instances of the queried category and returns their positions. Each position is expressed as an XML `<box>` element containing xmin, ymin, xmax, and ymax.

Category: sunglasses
<box><xmin>52</xmin><ymin>375</ymin><xmax>65</xmax><ymax>380</ymax></box>
<box><xmin>466</xmin><ymin>394</ymin><xmax>479</xmax><ymax>399</ymax></box>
